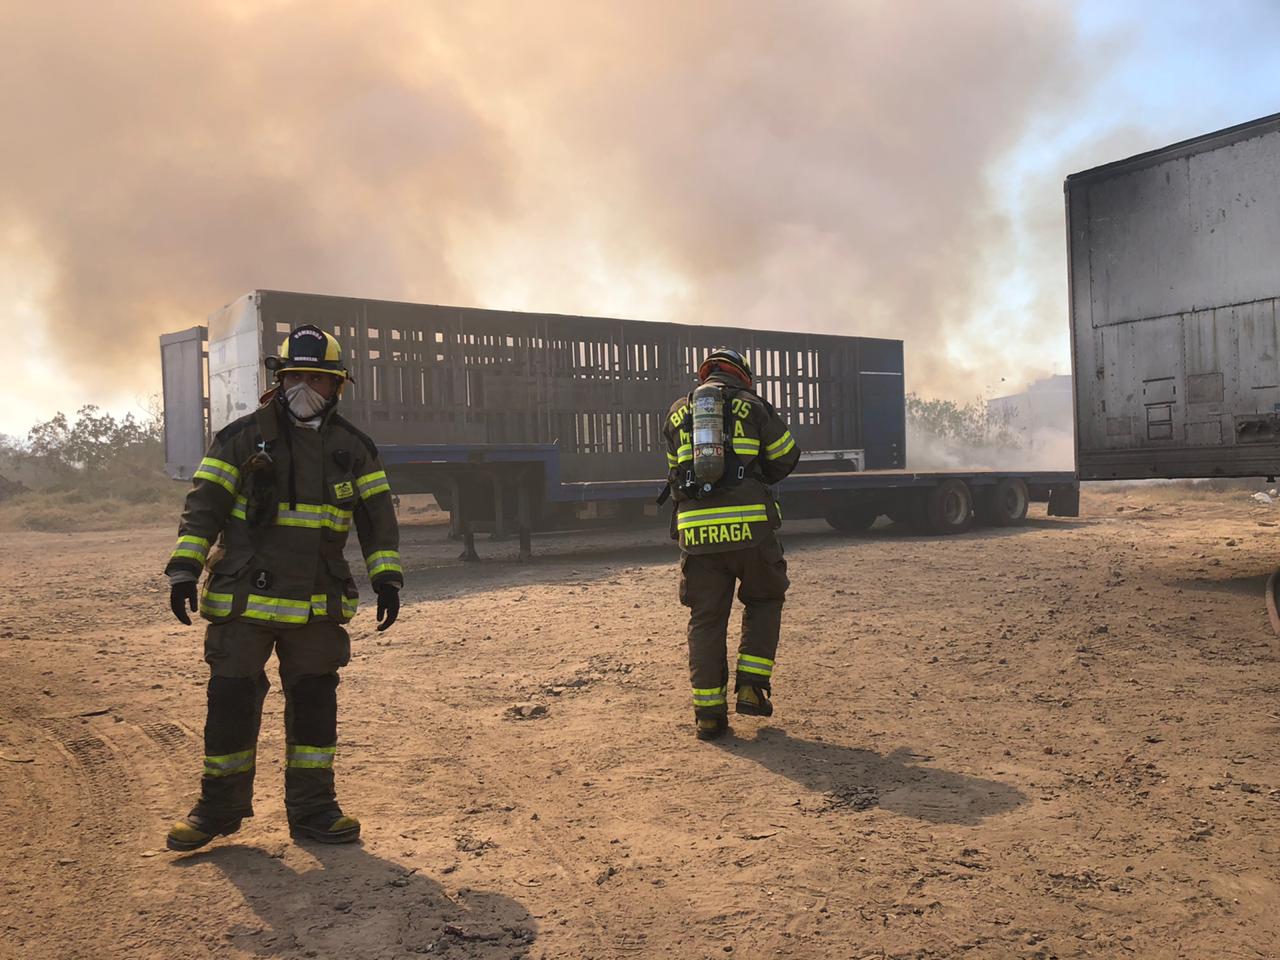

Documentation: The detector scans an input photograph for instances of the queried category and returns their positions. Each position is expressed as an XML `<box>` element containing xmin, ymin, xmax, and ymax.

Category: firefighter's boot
<box><xmin>290</xmin><ymin>808</ymin><xmax>361</xmax><ymax>844</ymax></box>
<box><xmin>166</xmin><ymin>812</ymin><xmax>243</xmax><ymax>852</ymax></box>
<box><xmin>696</xmin><ymin>715</ymin><xmax>730</xmax><ymax>741</ymax></box>
<box><xmin>735</xmin><ymin>684</ymin><xmax>773</xmax><ymax>717</ymax></box>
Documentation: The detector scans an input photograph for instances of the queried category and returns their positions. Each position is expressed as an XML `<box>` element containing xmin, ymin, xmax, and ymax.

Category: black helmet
<box><xmin>698</xmin><ymin>347</ymin><xmax>753</xmax><ymax>386</ymax></box>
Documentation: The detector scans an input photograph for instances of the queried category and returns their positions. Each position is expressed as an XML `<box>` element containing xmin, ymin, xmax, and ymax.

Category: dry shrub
<box><xmin>1082</xmin><ymin>478</ymin><xmax>1274</xmax><ymax>509</ymax></box>
<box><xmin>0</xmin><ymin>474</ymin><xmax>186</xmax><ymax>532</ymax></box>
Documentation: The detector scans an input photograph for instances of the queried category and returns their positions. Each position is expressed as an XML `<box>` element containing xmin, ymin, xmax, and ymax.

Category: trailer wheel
<box><xmin>924</xmin><ymin>479</ymin><xmax>974</xmax><ymax>535</ymax></box>
<box><xmin>976</xmin><ymin>478</ymin><xmax>1029</xmax><ymax>526</ymax></box>
<box><xmin>824</xmin><ymin>503</ymin><xmax>879</xmax><ymax>534</ymax></box>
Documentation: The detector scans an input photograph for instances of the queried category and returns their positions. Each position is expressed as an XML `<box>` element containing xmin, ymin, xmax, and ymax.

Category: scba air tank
<box><xmin>691</xmin><ymin>383</ymin><xmax>726</xmax><ymax>485</ymax></box>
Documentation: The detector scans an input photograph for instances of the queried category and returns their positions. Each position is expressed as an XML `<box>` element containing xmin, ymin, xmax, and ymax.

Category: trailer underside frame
<box><xmin>380</xmin><ymin>443</ymin><xmax>1079</xmax><ymax>561</ymax></box>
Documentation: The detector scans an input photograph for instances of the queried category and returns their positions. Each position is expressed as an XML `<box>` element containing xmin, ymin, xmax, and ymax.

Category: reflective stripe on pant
<box><xmin>194</xmin><ymin>672</ymin><xmax>269</xmax><ymax>820</ymax></box>
<box><xmin>193</xmin><ymin>619</ymin><xmax>350</xmax><ymax>821</ymax></box>
<box><xmin>679</xmin><ymin>541</ymin><xmax>789</xmax><ymax>718</ymax></box>
<box><xmin>284</xmin><ymin>673</ymin><xmax>340</xmax><ymax>820</ymax></box>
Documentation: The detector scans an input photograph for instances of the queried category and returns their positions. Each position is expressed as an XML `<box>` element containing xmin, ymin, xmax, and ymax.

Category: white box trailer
<box><xmin>1067</xmin><ymin>112</ymin><xmax>1280</xmax><ymax>480</ymax></box>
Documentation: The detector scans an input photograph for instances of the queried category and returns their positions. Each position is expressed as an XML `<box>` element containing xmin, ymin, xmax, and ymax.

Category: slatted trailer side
<box><xmin>237</xmin><ymin>290</ymin><xmax>905</xmax><ymax>483</ymax></box>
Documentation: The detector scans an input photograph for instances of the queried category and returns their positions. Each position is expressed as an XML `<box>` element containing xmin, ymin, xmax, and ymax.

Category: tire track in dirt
<box><xmin>0</xmin><ymin>671</ymin><xmax>142</xmax><ymax>959</ymax></box>
<box><xmin>0</xmin><ymin>672</ymin><xmax>135</xmax><ymax>835</ymax></box>
<box><xmin>0</xmin><ymin>673</ymin><xmax>70</xmax><ymax>957</ymax></box>
<box><xmin>138</xmin><ymin>718</ymin><xmax>201</xmax><ymax>764</ymax></box>
<box><xmin>0</xmin><ymin>667</ymin><xmax>205</xmax><ymax>959</ymax></box>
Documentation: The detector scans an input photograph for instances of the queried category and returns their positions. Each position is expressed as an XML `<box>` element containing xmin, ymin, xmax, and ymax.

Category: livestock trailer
<box><xmin>162</xmin><ymin>291</ymin><xmax>1077</xmax><ymax>558</ymax></box>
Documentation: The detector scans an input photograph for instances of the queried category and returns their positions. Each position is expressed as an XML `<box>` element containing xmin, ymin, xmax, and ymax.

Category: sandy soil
<box><xmin>3</xmin><ymin>484</ymin><xmax>1280</xmax><ymax>960</ymax></box>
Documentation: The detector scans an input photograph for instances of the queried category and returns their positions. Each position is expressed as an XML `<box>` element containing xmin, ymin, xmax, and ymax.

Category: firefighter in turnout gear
<box><xmin>163</xmin><ymin>324</ymin><xmax>403</xmax><ymax>851</ymax></box>
<box><xmin>663</xmin><ymin>348</ymin><xmax>801</xmax><ymax>740</ymax></box>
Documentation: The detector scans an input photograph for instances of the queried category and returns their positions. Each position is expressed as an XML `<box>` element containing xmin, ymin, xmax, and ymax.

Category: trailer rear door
<box><xmin>858</xmin><ymin>340</ymin><xmax>905</xmax><ymax>469</ymax></box>
<box><xmin>160</xmin><ymin>326</ymin><xmax>207</xmax><ymax>480</ymax></box>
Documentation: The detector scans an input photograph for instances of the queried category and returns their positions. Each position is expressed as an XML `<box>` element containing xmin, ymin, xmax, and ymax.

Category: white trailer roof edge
<box><xmin>1066</xmin><ymin>110</ymin><xmax>1280</xmax><ymax>187</ymax></box>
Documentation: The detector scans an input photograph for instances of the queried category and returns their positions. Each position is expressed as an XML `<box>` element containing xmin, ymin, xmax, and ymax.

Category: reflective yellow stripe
<box><xmin>356</xmin><ymin>470</ymin><xmax>392</xmax><ymax>499</ymax></box>
<box><xmin>666</xmin><ymin>452</ymin><xmax>678</xmax><ymax>466</ymax></box>
<box><xmin>765</xmin><ymin>431</ymin><xmax>795</xmax><ymax>460</ymax></box>
<box><xmin>365</xmin><ymin>550</ymin><xmax>402</xmax><ymax>578</ymax></box>
<box><xmin>193</xmin><ymin>457</ymin><xmax>240</xmax><ymax>494</ymax></box>
<box><xmin>229</xmin><ymin>497</ymin><xmax>352</xmax><ymax>531</ymax></box>
<box><xmin>764</xmin><ymin>432</ymin><xmax>792</xmax><ymax>453</ymax></box>
<box><xmin>170</xmin><ymin>534</ymin><xmax>211</xmax><ymax>565</ymax></box>
<box><xmin>737</xmin><ymin>654</ymin><xmax>775</xmax><ymax>676</ymax></box>
<box><xmin>286</xmin><ymin>744</ymin><xmax>336</xmax><ymax>769</ymax></box>
<box><xmin>676</xmin><ymin>444</ymin><xmax>693</xmax><ymax>464</ymax></box>
<box><xmin>200</xmin><ymin>591</ymin><xmax>234</xmax><ymax>617</ymax></box>
<box><xmin>242</xmin><ymin>594</ymin><xmax>311</xmax><ymax>624</ymax></box>
<box><xmin>677</xmin><ymin>505</ymin><xmax>769</xmax><ymax>530</ymax></box>
<box><xmin>308</xmin><ymin>593</ymin><xmax>358</xmax><ymax>618</ymax></box>
<box><xmin>679</xmin><ymin>503</ymin><xmax>769</xmax><ymax>519</ymax></box>
<box><xmin>692</xmin><ymin>685</ymin><xmax>727</xmax><ymax>706</ymax></box>
<box><xmin>204</xmin><ymin>749</ymin><xmax>254</xmax><ymax>777</ymax></box>
<box><xmin>277</xmin><ymin>504</ymin><xmax>353</xmax><ymax>531</ymax></box>
<box><xmin>200</xmin><ymin>457</ymin><xmax>240</xmax><ymax>478</ymax></box>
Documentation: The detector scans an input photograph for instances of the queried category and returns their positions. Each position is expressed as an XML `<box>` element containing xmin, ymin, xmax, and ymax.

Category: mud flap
<box><xmin>1048</xmin><ymin>484</ymin><xmax>1080</xmax><ymax>517</ymax></box>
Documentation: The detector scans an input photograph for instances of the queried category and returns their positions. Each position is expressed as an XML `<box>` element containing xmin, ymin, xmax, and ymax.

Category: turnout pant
<box><xmin>192</xmin><ymin>619</ymin><xmax>351</xmax><ymax>822</ymax></box>
<box><xmin>679</xmin><ymin>541</ymin><xmax>790</xmax><ymax>719</ymax></box>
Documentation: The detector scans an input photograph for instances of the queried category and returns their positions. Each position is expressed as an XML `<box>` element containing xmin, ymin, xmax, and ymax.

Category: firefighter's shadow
<box><xmin>720</xmin><ymin>727</ymin><xmax>1026</xmax><ymax>825</ymax></box>
<box><xmin>174</xmin><ymin>842</ymin><xmax>536</xmax><ymax>958</ymax></box>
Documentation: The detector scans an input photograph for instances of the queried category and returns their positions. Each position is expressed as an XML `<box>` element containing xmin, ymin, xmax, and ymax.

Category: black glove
<box><xmin>170</xmin><ymin>581</ymin><xmax>198</xmax><ymax>625</ymax></box>
<box><xmin>375</xmin><ymin>584</ymin><xmax>400</xmax><ymax>632</ymax></box>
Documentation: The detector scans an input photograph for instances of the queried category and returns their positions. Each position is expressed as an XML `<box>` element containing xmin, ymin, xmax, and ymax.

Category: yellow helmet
<box><xmin>265</xmin><ymin>324</ymin><xmax>351</xmax><ymax>381</ymax></box>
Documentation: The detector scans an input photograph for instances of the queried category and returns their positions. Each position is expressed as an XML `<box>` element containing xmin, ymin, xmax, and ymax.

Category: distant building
<box><xmin>986</xmin><ymin>375</ymin><xmax>1074</xmax><ymax>457</ymax></box>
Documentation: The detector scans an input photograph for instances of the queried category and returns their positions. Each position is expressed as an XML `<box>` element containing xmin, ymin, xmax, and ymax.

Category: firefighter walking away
<box><xmin>163</xmin><ymin>324</ymin><xmax>403</xmax><ymax>851</ymax></box>
<box><xmin>662</xmin><ymin>348</ymin><xmax>801</xmax><ymax>740</ymax></box>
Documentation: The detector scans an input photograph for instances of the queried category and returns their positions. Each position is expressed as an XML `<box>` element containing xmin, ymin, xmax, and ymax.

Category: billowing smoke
<box><xmin>0</xmin><ymin>1</ymin><xmax>1094</xmax><ymax>412</ymax></box>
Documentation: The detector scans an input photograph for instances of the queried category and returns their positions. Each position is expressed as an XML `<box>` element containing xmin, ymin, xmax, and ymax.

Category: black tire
<box><xmin>923</xmin><ymin>479</ymin><xmax>974</xmax><ymax>535</ymax></box>
<box><xmin>975</xmin><ymin>477</ymin><xmax>1029</xmax><ymax>527</ymax></box>
<box><xmin>824</xmin><ymin>502</ymin><xmax>879</xmax><ymax>534</ymax></box>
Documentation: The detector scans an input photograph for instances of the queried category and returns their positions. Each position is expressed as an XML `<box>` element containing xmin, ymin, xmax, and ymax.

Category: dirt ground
<box><xmin>3</xmin><ymin>483</ymin><xmax>1280</xmax><ymax>960</ymax></box>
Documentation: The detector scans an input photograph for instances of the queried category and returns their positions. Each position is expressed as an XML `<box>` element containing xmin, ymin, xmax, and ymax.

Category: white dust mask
<box><xmin>285</xmin><ymin>381</ymin><xmax>330</xmax><ymax>423</ymax></box>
